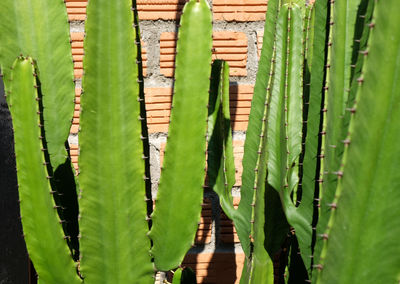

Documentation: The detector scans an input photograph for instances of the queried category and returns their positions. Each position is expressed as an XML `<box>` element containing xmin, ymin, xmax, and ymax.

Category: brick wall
<box><xmin>67</xmin><ymin>1</ymin><xmax>267</xmax><ymax>283</ymax></box>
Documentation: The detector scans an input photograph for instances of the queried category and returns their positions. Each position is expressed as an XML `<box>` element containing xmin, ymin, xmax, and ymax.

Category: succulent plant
<box><xmin>1</xmin><ymin>0</ymin><xmax>213</xmax><ymax>283</ymax></box>
<box><xmin>208</xmin><ymin>0</ymin><xmax>400</xmax><ymax>283</ymax></box>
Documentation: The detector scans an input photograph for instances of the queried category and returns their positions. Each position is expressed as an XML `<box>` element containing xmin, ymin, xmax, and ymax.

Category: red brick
<box><xmin>66</xmin><ymin>0</ymin><xmax>187</xmax><ymax>21</ymax></box>
<box><xmin>137</xmin><ymin>0</ymin><xmax>186</xmax><ymax>20</ymax></box>
<box><xmin>220</xmin><ymin>197</ymin><xmax>241</xmax><ymax>244</ymax></box>
<box><xmin>144</xmin><ymin>85</ymin><xmax>253</xmax><ymax>133</ymax></box>
<box><xmin>70</xmin><ymin>33</ymin><xmax>148</xmax><ymax>79</ymax></box>
<box><xmin>65</xmin><ymin>0</ymin><xmax>87</xmax><ymax>21</ymax></box>
<box><xmin>70</xmin><ymin>88</ymin><xmax>81</xmax><ymax>134</ymax></box>
<box><xmin>182</xmin><ymin>252</ymin><xmax>245</xmax><ymax>284</ymax></box>
<box><xmin>257</xmin><ymin>30</ymin><xmax>264</xmax><ymax>58</ymax></box>
<box><xmin>213</xmin><ymin>0</ymin><xmax>267</xmax><ymax>22</ymax></box>
<box><xmin>160</xmin><ymin>31</ymin><xmax>247</xmax><ymax>77</ymax></box>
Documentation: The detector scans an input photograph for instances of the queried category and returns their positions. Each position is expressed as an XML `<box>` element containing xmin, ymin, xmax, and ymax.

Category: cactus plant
<box><xmin>207</xmin><ymin>0</ymin><xmax>400</xmax><ymax>283</ymax></box>
<box><xmin>1</xmin><ymin>0</ymin><xmax>212</xmax><ymax>282</ymax></box>
<box><xmin>2</xmin><ymin>0</ymin><xmax>400</xmax><ymax>283</ymax></box>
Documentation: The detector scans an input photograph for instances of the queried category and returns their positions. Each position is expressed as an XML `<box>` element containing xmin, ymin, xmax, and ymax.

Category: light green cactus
<box><xmin>1</xmin><ymin>0</ymin><xmax>212</xmax><ymax>283</ymax></box>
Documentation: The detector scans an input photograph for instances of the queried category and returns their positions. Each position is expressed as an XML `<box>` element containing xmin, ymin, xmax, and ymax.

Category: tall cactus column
<box><xmin>149</xmin><ymin>0</ymin><xmax>213</xmax><ymax>271</ymax></box>
<box><xmin>78</xmin><ymin>0</ymin><xmax>153</xmax><ymax>283</ymax></box>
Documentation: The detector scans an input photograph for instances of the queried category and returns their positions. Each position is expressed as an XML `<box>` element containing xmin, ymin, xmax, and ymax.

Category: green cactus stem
<box><xmin>313</xmin><ymin>0</ymin><xmax>374</xmax><ymax>273</ymax></box>
<box><xmin>172</xmin><ymin>267</ymin><xmax>197</xmax><ymax>284</ymax></box>
<box><xmin>316</xmin><ymin>0</ymin><xmax>400</xmax><ymax>282</ymax></box>
<box><xmin>0</xmin><ymin>0</ymin><xmax>75</xmax><ymax>169</ymax></box>
<box><xmin>149</xmin><ymin>0</ymin><xmax>213</xmax><ymax>271</ymax></box>
<box><xmin>78</xmin><ymin>0</ymin><xmax>153</xmax><ymax>282</ymax></box>
<box><xmin>207</xmin><ymin>60</ymin><xmax>236</xmax><ymax>222</ymax></box>
<box><xmin>6</xmin><ymin>57</ymin><xmax>80</xmax><ymax>284</ymax></box>
<box><xmin>239</xmin><ymin>0</ymin><xmax>280</xmax><ymax>257</ymax></box>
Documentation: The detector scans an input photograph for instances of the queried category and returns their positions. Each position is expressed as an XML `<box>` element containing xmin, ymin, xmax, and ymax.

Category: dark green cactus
<box><xmin>209</xmin><ymin>0</ymin><xmax>399</xmax><ymax>283</ymax></box>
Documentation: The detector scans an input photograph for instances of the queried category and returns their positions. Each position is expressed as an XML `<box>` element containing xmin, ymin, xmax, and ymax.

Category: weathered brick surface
<box><xmin>66</xmin><ymin>0</ymin><xmax>86</xmax><ymax>21</ymax></box>
<box><xmin>137</xmin><ymin>0</ymin><xmax>186</xmax><ymax>20</ymax></box>
<box><xmin>213</xmin><ymin>0</ymin><xmax>267</xmax><ymax>22</ymax></box>
<box><xmin>70</xmin><ymin>33</ymin><xmax>84</xmax><ymax>79</ymax></box>
<box><xmin>66</xmin><ymin>0</ymin><xmax>267</xmax><ymax>22</ymax></box>
<box><xmin>145</xmin><ymin>85</ymin><xmax>253</xmax><ymax>134</ymax></box>
<box><xmin>257</xmin><ymin>30</ymin><xmax>264</xmax><ymax>58</ymax></box>
<box><xmin>70</xmin><ymin>33</ymin><xmax>147</xmax><ymax>79</ymax></box>
<box><xmin>182</xmin><ymin>252</ymin><xmax>245</xmax><ymax>284</ymax></box>
<box><xmin>220</xmin><ymin>197</ymin><xmax>241</xmax><ymax>243</ymax></box>
<box><xmin>69</xmin><ymin>143</ymin><xmax>79</xmax><ymax>171</ymax></box>
<box><xmin>66</xmin><ymin>0</ymin><xmax>186</xmax><ymax>21</ymax></box>
<box><xmin>160</xmin><ymin>31</ymin><xmax>248</xmax><ymax>77</ymax></box>
<box><xmin>196</xmin><ymin>199</ymin><xmax>213</xmax><ymax>244</ymax></box>
<box><xmin>70</xmin><ymin>87</ymin><xmax>81</xmax><ymax>134</ymax></box>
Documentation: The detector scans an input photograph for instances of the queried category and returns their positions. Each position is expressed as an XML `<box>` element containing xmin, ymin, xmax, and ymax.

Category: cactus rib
<box><xmin>317</xmin><ymin>0</ymin><xmax>400</xmax><ymax>281</ymax></box>
<box><xmin>239</xmin><ymin>0</ymin><xmax>281</xmax><ymax>257</ymax></box>
<box><xmin>78</xmin><ymin>0</ymin><xmax>153</xmax><ymax>282</ymax></box>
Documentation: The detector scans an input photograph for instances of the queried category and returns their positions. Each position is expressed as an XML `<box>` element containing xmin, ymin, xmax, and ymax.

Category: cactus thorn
<box><xmin>328</xmin><ymin>203</ymin><xmax>337</xmax><ymax>209</ymax></box>
<box><xmin>335</xmin><ymin>171</ymin><xmax>343</xmax><ymax>178</ymax></box>
<box><xmin>313</xmin><ymin>264</ymin><xmax>324</xmax><ymax>270</ymax></box>
<box><xmin>342</xmin><ymin>139</ymin><xmax>351</xmax><ymax>145</ymax></box>
<box><xmin>320</xmin><ymin>233</ymin><xmax>329</xmax><ymax>240</ymax></box>
<box><xmin>347</xmin><ymin>107</ymin><xmax>356</xmax><ymax>114</ymax></box>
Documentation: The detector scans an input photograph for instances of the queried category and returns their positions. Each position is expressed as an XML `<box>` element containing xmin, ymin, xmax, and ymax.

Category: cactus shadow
<box><xmin>0</xmin><ymin>72</ymin><xmax>35</xmax><ymax>283</ymax></box>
